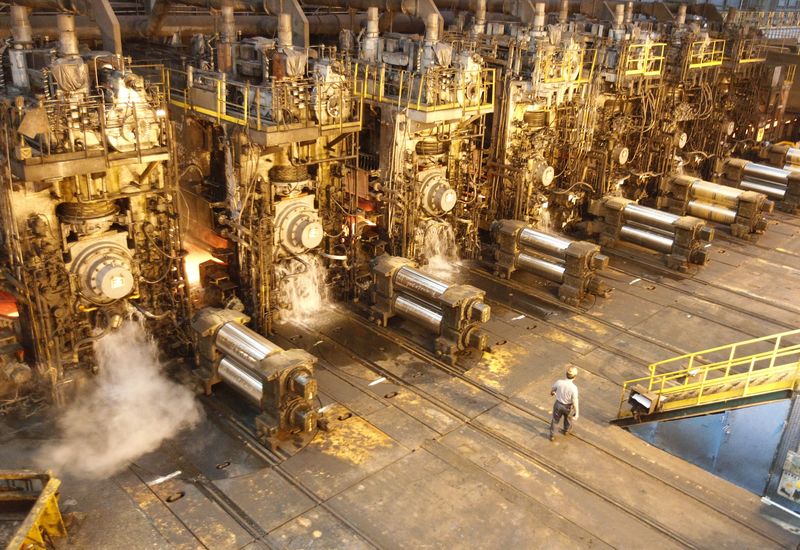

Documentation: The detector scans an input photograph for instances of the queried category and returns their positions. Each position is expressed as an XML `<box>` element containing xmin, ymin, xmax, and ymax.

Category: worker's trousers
<box><xmin>550</xmin><ymin>400</ymin><xmax>573</xmax><ymax>436</ymax></box>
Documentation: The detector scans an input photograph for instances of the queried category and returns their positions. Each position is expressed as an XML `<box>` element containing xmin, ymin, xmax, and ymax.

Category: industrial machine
<box><xmin>490</xmin><ymin>220</ymin><xmax>610</xmax><ymax>305</ymax></box>
<box><xmin>369</xmin><ymin>255</ymin><xmax>490</xmax><ymax>361</ymax></box>
<box><xmin>585</xmin><ymin>197</ymin><xmax>714</xmax><ymax>271</ymax></box>
<box><xmin>191</xmin><ymin>307</ymin><xmax>320</xmax><ymax>448</ymax></box>
<box><xmin>657</xmin><ymin>175</ymin><xmax>773</xmax><ymax>238</ymax></box>
<box><xmin>719</xmin><ymin>159</ymin><xmax>800</xmax><ymax>213</ymax></box>
<box><xmin>0</xmin><ymin>10</ymin><xmax>189</xmax><ymax>404</ymax></box>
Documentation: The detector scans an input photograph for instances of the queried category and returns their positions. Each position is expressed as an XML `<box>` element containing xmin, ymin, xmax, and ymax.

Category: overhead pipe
<box><xmin>11</xmin><ymin>0</ymin><xmax>121</xmax><ymax>54</ymax></box>
<box><xmin>0</xmin><ymin>12</ymin><xmax>424</xmax><ymax>40</ymax></box>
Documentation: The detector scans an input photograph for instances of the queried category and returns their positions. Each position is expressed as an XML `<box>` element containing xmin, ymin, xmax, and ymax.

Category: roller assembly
<box><xmin>720</xmin><ymin>159</ymin><xmax>800</xmax><ymax>213</ymax></box>
<box><xmin>191</xmin><ymin>307</ymin><xmax>319</xmax><ymax>448</ymax></box>
<box><xmin>658</xmin><ymin>175</ymin><xmax>773</xmax><ymax>238</ymax></box>
<box><xmin>369</xmin><ymin>255</ymin><xmax>490</xmax><ymax>361</ymax></box>
<box><xmin>586</xmin><ymin>197</ymin><xmax>714</xmax><ymax>271</ymax></box>
<box><xmin>490</xmin><ymin>220</ymin><xmax>611</xmax><ymax>306</ymax></box>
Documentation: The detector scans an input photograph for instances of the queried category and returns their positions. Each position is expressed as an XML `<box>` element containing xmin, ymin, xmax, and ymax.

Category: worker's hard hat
<box><xmin>566</xmin><ymin>366</ymin><xmax>578</xmax><ymax>379</ymax></box>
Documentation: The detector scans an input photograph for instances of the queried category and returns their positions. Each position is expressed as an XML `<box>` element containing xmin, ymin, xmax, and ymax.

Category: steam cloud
<box><xmin>37</xmin><ymin>320</ymin><xmax>202</xmax><ymax>479</ymax></box>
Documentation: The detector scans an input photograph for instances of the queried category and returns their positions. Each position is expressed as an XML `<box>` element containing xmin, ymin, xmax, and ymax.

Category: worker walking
<box><xmin>550</xmin><ymin>366</ymin><xmax>579</xmax><ymax>441</ymax></box>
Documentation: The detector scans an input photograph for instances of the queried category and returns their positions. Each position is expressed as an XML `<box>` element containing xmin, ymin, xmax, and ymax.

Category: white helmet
<box><xmin>566</xmin><ymin>366</ymin><xmax>578</xmax><ymax>379</ymax></box>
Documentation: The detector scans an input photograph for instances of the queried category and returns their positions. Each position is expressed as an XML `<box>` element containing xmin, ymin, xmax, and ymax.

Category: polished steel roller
<box><xmin>740</xmin><ymin>179</ymin><xmax>786</xmax><ymax>199</ymax></box>
<box><xmin>620</xmin><ymin>225</ymin><xmax>674</xmax><ymax>253</ymax></box>
<box><xmin>742</xmin><ymin>162</ymin><xmax>789</xmax><ymax>186</ymax></box>
<box><xmin>394</xmin><ymin>266</ymin><xmax>450</xmax><ymax>302</ymax></box>
<box><xmin>517</xmin><ymin>227</ymin><xmax>571</xmax><ymax>259</ymax></box>
<box><xmin>517</xmin><ymin>251</ymin><xmax>566</xmax><ymax>283</ymax></box>
<box><xmin>622</xmin><ymin>203</ymin><xmax>680</xmax><ymax>233</ymax></box>
<box><xmin>686</xmin><ymin>201</ymin><xmax>737</xmax><ymax>225</ymax></box>
<box><xmin>689</xmin><ymin>180</ymin><xmax>742</xmax><ymax>209</ymax></box>
<box><xmin>394</xmin><ymin>293</ymin><xmax>443</xmax><ymax>332</ymax></box>
<box><xmin>216</xmin><ymin>321</ymin><xmax>283</xmax><ymax>372</ymax></box>
<box><xmin>218</xmin><ymin>356</ymin><xmax>263</xmax><ymax>407</ymax></box>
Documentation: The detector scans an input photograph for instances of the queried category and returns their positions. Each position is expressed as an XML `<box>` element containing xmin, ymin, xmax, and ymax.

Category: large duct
<box><xmin>57</xmin><ymin>14</ymin><xmax>80</xmax><ymax>57</ymax></box>
<box><xmin>9</xmin><ymin>6</ymin><xmax>32</xmax><ymax>90</ymax></box>
<box><xmin>0</xmin><ymin>12</ymin><xmax>424</xmax><ymax>40</ymax></box>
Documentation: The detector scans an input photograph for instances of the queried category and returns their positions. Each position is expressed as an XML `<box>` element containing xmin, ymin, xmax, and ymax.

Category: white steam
<box><xmin>37</xmin><ymin>320</ymin><xmax>202</xmax><ymax>479</ymax></box>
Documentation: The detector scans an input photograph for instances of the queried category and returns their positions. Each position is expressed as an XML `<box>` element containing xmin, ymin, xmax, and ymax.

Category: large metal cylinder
<box><xmin>740</xmin><ymin>179</ymin><xmax>786</xmax><ymax>200</ymax></box>
<box><xmin>533</xmin><ymin>2</ymin><xmax>545</xmax><ymax>29</ymax></box>
<box><xmin>278</xmin><ymin>13</ymin><xmax>292</xmax><ymax>48</ymax></box>
<box><xmin>785</xmin><ymin>148</ymin><xmax>800</xmax><ymax>167</ymax></box>
<box><xmin>686</xmin><ymin>201</ymin><xmax>737</xmax><ymax>225</ymax></box>
<box><xmin>518</xmin><ymin>227</ymin><xmax>571</xmax><ymax>259</ymax></box>
<box><xmin>394</xmin><ymin>294</ymin><xmax>443</xmax><ymax>333</ymax></box>
<box><xmin>689</xmin><ymin>180</ymin><xmax>742</xmax><ymax>209</ymax></box>
<box><xmin>216</xmin><ymin>322</ymin><xmax>283</xmax><ymax>372</ymax></box>
<box><xmin>10</xmin><ymin>5</ymin><xmax>33</xmax><ymax>45</ymax></box>
<box><xmin>620</xmin><ymin>225</ymin><xmax>674</xmax><ymax>253</ymax></box>
<box><xmin>394</xmin><ymin>266</ymin><xmax>449</xmax><ymax>303</ymax></box>
<box><xmin>623</xmin><ymin>203</ymin><xmax>680</xmax><ymax>233</ymax></box>
<box><xmin>517</xmin><ymin>252</ymin><xmax>566</xmax><ymax>283</ymax></box>
<box><xmin>57</xmin><ymin>13</ymin><xmax>79</xmax><ymax>57</ymax></box>
<box><xmin>742</xmin><ymin>162</ymin><xmax>789</xmax><ymax>186</ymax></box>
<box><xmin>676</xmin><ymin>4</ymin><xmax>687</xmax><ymax>26</ymax></box>
<box><xmin>613</xmin><ymin>3</ymin><xmax>625</xmax><ymax>27</ymax></box>
<box><xmin>218</xmin><ymin>357</ymin><xmax>263</xmax><ymax>407</ymax></box>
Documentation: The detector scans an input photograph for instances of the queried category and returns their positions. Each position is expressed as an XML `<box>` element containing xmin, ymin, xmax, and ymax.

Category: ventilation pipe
<box><xmin>676</xmin><ymin>4</ymin><xmax>687</xmax><ymax>27</ymax></box>
<box><xmin>472</xmin><ymin>0</ymin><xmax>487</xmax><ymax>35</ymax></box>
<box><xmin>533</xmin><ymin>2</ymin><xmax>545</xmax><ymax>31</ymax></box>
<box><xmin>362</xmin><ymin>6</ymin><xmax>380</xmax><ymax>62</ymax></box>
<box><xmin>216</xmin><ymin>4</ymin><xmax>236</xmax><ymax>73</ymax></box>
<box><xmin>278</xmin><ymin>12</ymin><xmax>293</xmax><ymax>48</ymax></box>
<box><xmin>57</xmin><ymin>14</ymin><xmax>80</xmax><ymax>57</ymax></box>
<box><xmin>624</xmin><ymin>1</ymin><xmax>632</xmax><ymax>25</ymax></box>
<box><xmin>558</xmin><ymin>0</ymin><xmax>568</xmax><ymax>25</ymax></box>
<box><xmin>9</xmin><ymin>6</ymin><xmax>32</xmax><ymax>90</ymax></box>
<box><xmin>613</xmin><ymin>2</ymin><xmax>624</xmax><ymax>29</ymax></box>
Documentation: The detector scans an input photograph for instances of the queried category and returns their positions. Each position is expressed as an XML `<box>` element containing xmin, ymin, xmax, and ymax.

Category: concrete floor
<box><xmin>2</xmin><ymin>212</ymin><xmax>800</xmax><ymax>549</ymax></box>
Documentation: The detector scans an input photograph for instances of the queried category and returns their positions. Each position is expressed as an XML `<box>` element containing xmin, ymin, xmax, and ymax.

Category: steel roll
<box><xmin>517</xmin><ymin>227</ymin><xmax>572</xmax><ymax>259</ymax></box>
<box><xmin>394</xmin><ymin>266</ymin><xmax>450</xmax><ymax>302</ymax></box>
<box><xmin>622</xmin><ymin>203</ymin><xmax>680</xmax><ymax>233</ymax></box>
<box><xmin>689</xmin><ymin>180</ymin><xmax>742</xmax><ymax>209</ymax></box>
<box><xmin>742</xmin><ymin>162</ymin><xmax>789</xmax><ymax>186</ymax></box>
<box><xmin>686</xmin><ymin>200</ymin><xmax>737</xmax><ymax>225</ymax></box>
<box><xmin>785</xmin><ymin>147</ymin><xmax>800</xmax><ymax>167</ymax></box>
<box><xmin>216</xmin><ymin>321</ymin><xmax>283</xmax><ymax>372</ymax></box>
<box><xmin>394</xmin><ymin>294</ymin><xmax>443</xmax><ymax>333</ymax></box>
<box><xmin>516</xmin><ymin>252</ymin><xmax>566</xmax><ymax>283</ymax></box>
<box><xmin>620</xmin><ymin>225</ymin><xmax>674</xmax><ymax>253</ymax></box>
<box><xmin>218</xmin><ymin>357</ymin><xmax>263</xmax><ymax>407</ymax></box>
<box><xmin>740</xmin><ymin>179</ymin><xmax>786</xmax><ymax>200</ymax></box>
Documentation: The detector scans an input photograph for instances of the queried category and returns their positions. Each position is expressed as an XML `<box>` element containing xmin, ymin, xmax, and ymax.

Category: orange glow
<box><xmin>183</xmin><ymin>242</ymin><xmax>223</xmax><ymax>287</ymax></box>
<box><xmin>0</xmin><ymin>290</ymin><xmax>18</xmax><ymax>318</ymax></box>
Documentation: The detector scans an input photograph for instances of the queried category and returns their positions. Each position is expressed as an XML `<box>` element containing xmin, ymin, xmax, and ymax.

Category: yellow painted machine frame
<box><xmin>1</xmin><ymin>470</ymin><xmax>67</xmax><ymax>550</ymax></box>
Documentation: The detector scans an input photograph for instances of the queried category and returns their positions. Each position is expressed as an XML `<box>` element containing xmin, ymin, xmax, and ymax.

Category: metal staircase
<box><xmin>614</xmin><ymin>329</ymin><xmax>800</xmax><ymax>425</ymax></box>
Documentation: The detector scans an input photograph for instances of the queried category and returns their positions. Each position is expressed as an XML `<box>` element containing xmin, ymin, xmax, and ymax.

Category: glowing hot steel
<box><xmin>183</xmin><ymin>242</ymin><xmax>223</xmax><ymax>287</ymax></box>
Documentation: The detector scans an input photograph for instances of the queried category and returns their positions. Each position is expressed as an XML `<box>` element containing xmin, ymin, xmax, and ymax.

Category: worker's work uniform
<box><xmin>550</xmin><ymin>378</ymin><xmax>579</xmax><ymax>437</ymax></box>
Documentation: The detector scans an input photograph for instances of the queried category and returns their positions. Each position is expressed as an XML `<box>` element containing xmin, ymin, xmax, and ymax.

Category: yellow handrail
<box><xmin>617</xmin><ymin>329</ymin><xmax>800</xmax><ymax>418</ymax></box>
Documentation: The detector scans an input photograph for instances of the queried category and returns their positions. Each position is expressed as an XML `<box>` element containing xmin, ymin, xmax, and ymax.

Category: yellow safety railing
<box><xmin>687</xmin><ymin>39</ymin><xmax>726</xmax><ymax>70</ymax></box>
<box><xmin>787</xmin><ymin>64</ymin><xmax>797</xmax><ymax>85</ymax></box>
<box><xmin>621</xmin><ymin>42</ymin><xmax>666</xmax><ymax>78</ymax></box>
<box><xmin>617</xmin><ymin>329</ymin><xmax>800</xmax><ymax>418</ymax></box>
<box><xmin>736</xmin><ymin>38</ymin><xmax>767</xmax><ymax>64</ymax></box>
<box><xmin>355</xmin><ymin>64</ymin><xmax>495</xmax><ymax>114</ymax></box>
<box><xmin>163</xmin><ymin>66</ymin><xmax>362</xmax><ymax>134</ymax></box>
